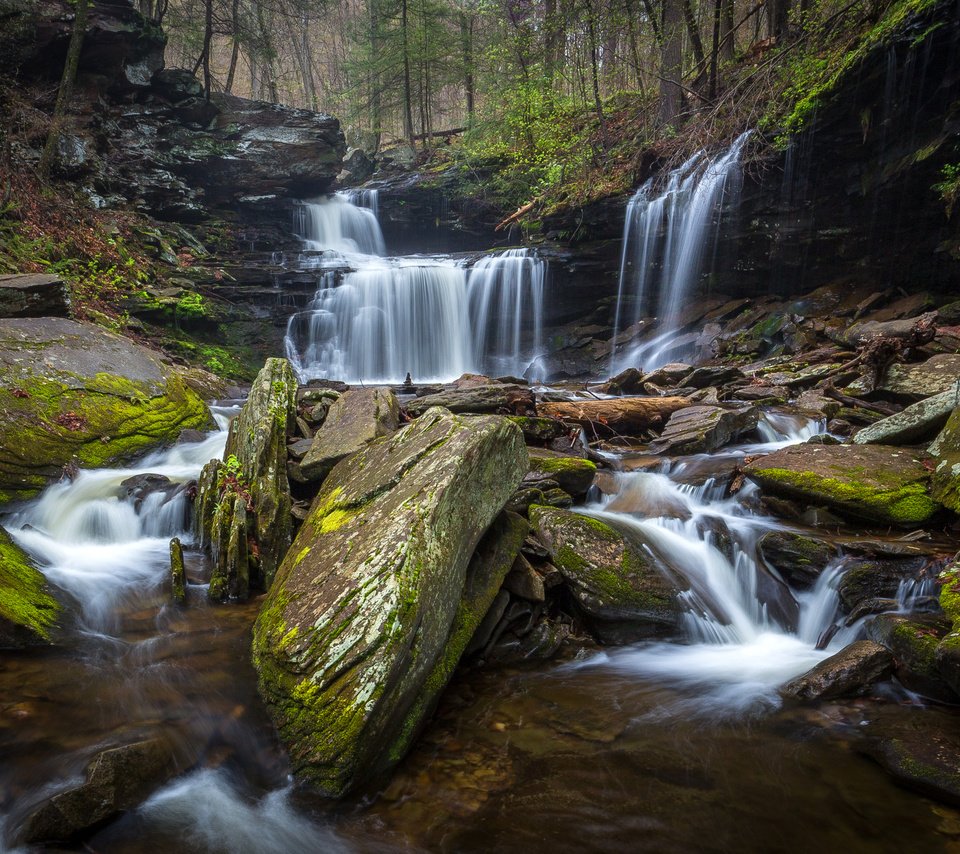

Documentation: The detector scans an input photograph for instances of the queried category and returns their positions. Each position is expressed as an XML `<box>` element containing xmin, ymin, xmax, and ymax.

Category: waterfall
<box><xmin>284</xmin><ymin>195</ymin><xmax>548</xmax><ymax>383</ymax></box>
<box><xmin>611</xmin><ymin>132</ymin><xmax>751</xmax><ymax>373</ymax></box>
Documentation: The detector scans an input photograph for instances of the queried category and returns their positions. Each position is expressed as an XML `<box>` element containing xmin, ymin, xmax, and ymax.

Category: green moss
<box><xmin>0</xmin><ymin>526</ymin><xmax>60</xmax><ymax>643</ymax></box>
<box><xmin>529</xmin><ymin>456</ymin><xmax>597</xmax><ymax>477</ymax></box>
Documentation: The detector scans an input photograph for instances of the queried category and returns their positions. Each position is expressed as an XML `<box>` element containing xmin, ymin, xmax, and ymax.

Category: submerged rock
<box><xmin>0</xmin><ymin>318</ymin><xmax>213</xmax><ymax>503</ymax></box>
<box><xmin>300</xmin><ymin>387</ymin><xmax>399</xmax><ymax>482</ymax></box>
<box><xmin>0</xmin><ymin>525</ymin><xmax>61</xmax><ymax>648</ymax></box>
<box><xmin>252</xmin><ymin>407</ymin><xmax>526</xmax><ymax>797</ymax></box>
<box><xmin>743</xmin><ymin>444</ymin><xmax>937</xmax><ymax>527</ymax></box>
<box><xmin>529</xmin><ymin>506</ymin><xmax>682</xmax><ymax>643</ymax></box>
<box><xmin>780</xmin><ymin>640</ymin><xmax>893</xmax><ymax>701</ymax></box>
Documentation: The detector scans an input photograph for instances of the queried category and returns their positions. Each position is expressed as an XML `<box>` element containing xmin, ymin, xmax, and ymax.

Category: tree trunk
<box><xmin>459</xmin><ymin>9</ymin><xmax>475</xmax><ymax>124</ymax></box>
<box><xmin>659</xmin><ymin>0</ymin><xmax>684</xmax><ymax>126</ymax></box>
<box><xmin>38</xmin><ymin>0</ymin><xmax>88</xmax><ymax>180</ymax></box>
<box><xmin>401</xmin><ymin>0</ymin><xmax>416</xmax><ymax>149</ymax></box>
<box><xmin>720</xmin><ymin>0</ymin><xmax>735</xmax><ymax>61</ymax></box>
<box><xmin>369</xmin><ymin>0</ymin><xmax>382</xmax><ymax>152</ymax></box>
<box><xmin>682</xmin><ymin>0</ymin><xmax>707</xmax><ymax>85</ymax></box>
<box><xmin>202</xmin><ymin>0</ymin><xmax>213</xmax><ymax>99</ymax></box>
<box><xmin>539</xmin><ymin>397</ymin><xmax>693</xmax><ymax>436</ymax></box>
<box><xmin>585</xmin><ymin>0</ymin><xmax>608</xmax><ymax>145</ymax></box>
<box><xmin>709</xmin><ymin>0</ymin><xmax>722</xmax><ymax>97</ymax></box>
<box><xmin>224</xmin><ymin>0</ymin><xmax>241</xmax><ymax>94</ymax></box>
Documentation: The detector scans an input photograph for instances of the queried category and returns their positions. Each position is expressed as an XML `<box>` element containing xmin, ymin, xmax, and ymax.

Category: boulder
<box><xmin>252</xmin><ymin>407</ymin><xmax>526</xmax><ymax>796</ymax></box>
<box><xmin>0</xmin><ymin>318</ymin><xmax>212</xmax><ymax>503</ymax></box>
<box><xmin>649</xmin><ymin>405</ymin><xmax>758</xmax><ymax>455</ymax></box>
<box><xmin>743</xmin><ymin>443</ymin><xmax>937</xmax><ymax>527</ymax></box>
<box><xmin>0</xmin><ymin>525</ymin><xmax>61</xmax><ymax>648</ymax></box>
<box><xmin>300</xmin><ymin>387</ymin><xmax>399</xmax><ymax>482</ymax></box>
<box><xmin>201</xmin><ymin>358</ymin><xmax>297</xmax><ymax>596</ymax></box>
<box><xmin>0</xmin><ymin>274</ymin><xmax>71</xmax><ymax>318</ymax></box>
<box><xmin>757</xmin><ymin>530</ymin><xmax>837</xmax><ymax>588</ymax></box>
<box><xmin>867</xmin><ymin>613</ymin><xmax>958</xmax><ymax>703</ymax></box>
<box><xmin>929</xmin><ymin>406</ymin><xmax>960</xmax><ymax>513</ymax></box>
<box><xmin>505</xmin><ymin>416</ymin><xmax>567</xmax><ymax>443</ymax></box>
<box><xmin>780</xmin><ymin>640</ymin><xmax>893</xmax><ymax>700</ymax></box>
<box><xmin>846</xmin><ymin>355</ymin><xmax>960</xmax><ymax>401</ymax></box>
<box><xmin>836</xmin><ymin>312</ymin><xmax>938</xmax><ymax>348</ymax></box>
<box><xmin>16</xmin><ymin>739</ymin><xmax>177</xmax><ymax>844</ymax></box>
<box><xmin>529</xmin><ymin>506</ymin><xmax>683</xmax><ymax>643</ymax></box>
<box><xmin>852</xmin><ymin>389</ymin><xmax>957</xmax><ymax>446</ymax></box>
<box><xmin>936</xmin><ymin>566</ymin><xmax>960</xmax><ymax>698</ymax></box>
<box><xmin>524</xmin><ymin>449</ymin><xmax>596</xmax><ymax>499</ymax></box>
<box><xmin>836</xmin><ymin>557</ymin><xmax>931</xmax><ymax>613</ymax></box>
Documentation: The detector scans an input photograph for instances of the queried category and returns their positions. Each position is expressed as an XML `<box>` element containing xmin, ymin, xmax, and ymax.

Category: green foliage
<box><xmin>934</xmin><ymin>163</ymin><xmax>960</xmax><ymax>217</ymax></box>
<box><xmin>217</xmin><ymin>453</ymin><xmax>253</xmax><ymax>511</ymax></box>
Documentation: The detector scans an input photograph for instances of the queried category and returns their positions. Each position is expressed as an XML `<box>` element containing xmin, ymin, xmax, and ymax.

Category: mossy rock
<box><xmin>252</xmin><ymin>407</ymin><xmax>527</xmax><ymax>797</ymax></box>
<box><xmin>929</xmin><ymin>406</ymin><xmax>960</xmax><ymax>514</ymax></box>
<box><xmin>757</xmin><ymin>530</ymin><xmax>837</xmax><ymax>588</ymax></box>
<box><xmin>0</xmin><ymin>318</ymin><xmax>213</xmax><ymax>503</ymax></box>
<box><xmin>743</xmin><ymin>443</ymin><xmax>937</xmax><ymax>527</ymax></box>
<box><xmin>936</xmin><ymin>562</ymin><xmax>960</xmax><ymax>696</ymax></box>
<box><xmin>867</xmin><ymin>613</ymin><xmax>958</xmax><ymax>702</ymax></box>
<box><xmin>529</xmin><ymin>505</ymin><xmax>683</xmax><ymax>643</ymax></box>
<box><xmin>525</xmin><ymin>449</ymin><xmax>596</xmax><ymax>498</ymax></box>
<box><xmin>0</xmin><ymin>525</ymin><xmax>61</xmax><ymax>648</ymax></box>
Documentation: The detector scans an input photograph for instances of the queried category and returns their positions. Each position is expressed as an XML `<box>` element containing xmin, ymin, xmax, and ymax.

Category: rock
<box><xmin>0</xmin><ymin>274</ymin><xmax>71</xmax><ymax>318</ymax></box>
<box><xmin>867</xmin><ymin>613</ymin><xmax>958</xmax><ymax>703</ymax></box>
<box><xmin>743</xmin><ymin>443</ymin><xmax>937</xmax><ymax>527</ymax></box>
<box><xmin>0</xmin><ymin>525</ymin><xmax>61</xmax><ymax>648</ymax></box>
<box><xmin>405</xmin><ymin>383</ymin><xmax>535</xmax><ymax>417</ymax></box>
<box><xmin>169</xmin><ymin>537</ymin><xmax>186</xmax><ymax>605</ymax></box>
<box><xmin>649</xmin><ymin>405</ymin><xmax>758</xmax><ymax>455</ymax></box>
<box><xmin>780</xmin><ymin>640</ymin><xmax>893</xmax><ymax>700</ymax></box>
<box><xmin>17</xmin><ymin>738</ymin><xmax>177</xmax><ymax>844</ymax></box>
<box><xmin>196</xmin><ymin>359</ymin><xmax>296</xmax><ymax>599</ymax></box>
<box><xmin>465</xmin><ymin>590</ymin><xmax>512</xmax><ymax>656</ymax></box>
<box><xmin>640</xmin><ymin>363</ymin><xmax>694</xmax><ymax>387</ymax></box>
<box><xmin>524</xmin><ymin>450</ymin><xmax>596</xmax><ymax>499</ymax></box>
<box><xmin>836</xmin><ymin>312</ymin><xmax>938</xmax><ymax>347</ymax></box>
<box><xmin>852</xmin><ymin>389</ymin><xmax>958</xmax><ymax>445</ymax></box>
<box><xmin>301</xmin><ymin>387</ymin><xmax>399</xmax><ymax>482</ymax></box>
<box><xmin>757</xmin><ymin>530</ymin><xmax>837</xmax><ymax>588</ymax></box>
<box><xmin>0</xmin><ymin>318</ymin><xmax>212</xmax><ymax>503</ymax></box>
<box><xmin>529</xmin><ymin>506</ymin><xmax>682</xmax><ymax>643</ymax></box>
<box><xmin>605</xmin><ymin>472</ymin><xmax>692</xmax><ymax>520</ymax></box>
<box><xmin>681</xmin><ymin>365</ymin><xmax>745</xmax><ymax>389</ymax></box>
<box><xmin>505</xmin><ymin>416</ymin><xmax>567</xmax><ymax>443</ymax></box>
<box><xmin>502</xmin><ymin>554</ymin><xmax>546</xmax><ymax>603</ymax></box>
<box><xmin>929</xmin><ymin>406</ymin><xmax>960</xmax><ymax>513</ymax></box>
<box><xmin>846</xmin><ymin>355</ymin><xmax>960</xmax><ymax>401</ymax></box>
<box><xmin>936</xmin><ymin>567</ymin><xmax>960</xmax><ymax>698</ymax></box>
<box><xmin>337</xmin><ymin>147</ymin><xmax>374</xmax><ymax>184</ymax></box>
<box><xmin>596</xmin><ymin>368</ymin><xmax>645</xmax><ymax>395</ymax></box>
<box><xmin>151</xmin><ymin>67</ymin><xmax>204</xmax><ymax>102</ymax></box>
<box><xmin>252</xmin><ymin>407</ymin><xmax>527</xmax><ymax>796</ymax></box>
<box><xmin>837</xmin><ymin>557</ymin><xmax>931</xmax><ymax>612</ymax></box>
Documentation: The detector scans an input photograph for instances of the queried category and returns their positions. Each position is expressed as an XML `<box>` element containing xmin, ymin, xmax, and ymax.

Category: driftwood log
<box><xmin>539</xmin><ymin>396</ymin><xmax>692</xmax><ymax>437</ymax></box>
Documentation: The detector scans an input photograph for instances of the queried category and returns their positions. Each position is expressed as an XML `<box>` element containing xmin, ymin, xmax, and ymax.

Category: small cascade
<box><xmin>283</xmin><ymin>194</ymin><xmax>549</xmax><ymax>383</ymax></box>
<box><xmin>611</xmin><ymin>132</ymin><xmax>750</xmax><ymax>372</ymax></box>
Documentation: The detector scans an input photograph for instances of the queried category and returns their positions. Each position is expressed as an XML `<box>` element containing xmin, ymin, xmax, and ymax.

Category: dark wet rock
<box><xmin>0</xmin><ymin>274</ymin><xmax>71</xmax><ymax>318</ymax></box>
<box><xmin>506</xmin><ymin>486</ymin><xmax>548</xmax><ymax>515</ymax></box>
<box><xmin>846</xmin><ymin>354</ymin><xmax>960</xmax><ymax>401</ymax></box>
<box><xmin>524</xmin><ymin>450</ymin><xmax>596</xmax><ymax>499</ymax></box>
<box><xmin>649</xmin><ymin>405</ymin><xmax>758</xmax><ymax>455</ymax></box>
<box><xmin>466</xmin><ymin>590</ymin><xmax>512</xmax><ymax>656</ymax></box>
<box><xmin>846</xmin><ymin>597</ymin><xmax>901</xmax><ymax>624</ymax></box>
<box><xmin>301</xmin><ymin>387</ymin><xmax>399</xmax><ymax>483</ymax></box>
<box><xmin>169</xmin><ymin>537</ymin><xmax>186</xmax><ymax>605</ymax></box>
<box><xmin>502</xmin><ymin>554</ymin><xmax>547</xmax><ymax>603</ymax></box>
<box><xmin>867</xmin><ymin>613</ymin><xmax>958</xmax><ymax>703</ymax></box>
<box><xmin>929</xmin><ymin>405</ymin><xmax>960</xmax><ymax>513</ymax></box>
<box><xmin>837</xmin><ymin>557</ymin><xmax>931</xmax><ymax>613</ymax></box>
<box><xmin>681</xmin><ymin>365</ymin><xmax>745</xmax><ymax>389</ymax></box>
<box><xmin>596</xmin><ymin>367</ymin><xmax>645</xmax><ymax>395</ymax></box>
<box><xmin>405</xmin><ymin>382</ymin><xmax>535</xmax><ymax>417</ymax></box>
<box><xmin>529</xmin><ymin>505</ymin><xmax>683</xmax><ymax>644</ymax></box>
<box><xmin>118</xmin><ymin>473</ymin><xmax>179</xmax><ymax>510</ymax></box>
<box><xmin>743</xmin><ymin>443</ymin><xmax>937</xmax><ymax>527</ymax></box>
<box><xmin>757</xmin><ymin>530</ymin><xmax>837</xmax><ymax>588</ymax></box>
<box><xmin>541</xmin><ymin>486</ymin><xmax>574</xmax><ymax>508</ymax></box>
<box><xmin>780</xmin><ymin>640</ymin><xmax>893</xmax><ymax>701</ymax></box>
<box><xmin>17</xmin><ymin>738</ymin><xmax>177</xmax><ymax>844</ymax></box>
<box><xmin>936</xmin><ymin>568</ymin><xmax>960</xmax><ymax>698</ymax></box>
<box><xmin>0</xmin><ymin>318</ymin><xmax>212</xmax><ymax>503</ymax></box>
<box><xmin>506</xmin><ymin>416</ymin><xmax>568</xmax><ymax>443</ymax></box>
<box><xmin>852</xmin><ymin>389</ymin><xmax>957</xmax><ymax>446</ymax></box>
<box><xmin>640</xmin><ymin>363</ymin><xmax>694</xmax><ymax>388</ymax></box>
<box><xmin>176</xmin><ymin>428</ymin><xmax>207</xmax><ymax>445</ymax></box>
<box><xmin>0</xmin><ymin>525</ymin><xmax>61</xmax><ymax>648</ymax></box>
<box><xmin>252</xmin><ymin>408</ymin><xmax>527</xmax><ymax>797</ymax></box>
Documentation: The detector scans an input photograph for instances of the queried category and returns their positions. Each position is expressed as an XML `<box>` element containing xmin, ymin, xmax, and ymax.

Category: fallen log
<box><xmin>539</xmin><ymin>396</ymin><xmax>692</xmax><ymax>437</ymax></box>
<box><xmin>495</xmin><ymin>201</ymin><xmax>535</xmax><ymax>232</ymax></box>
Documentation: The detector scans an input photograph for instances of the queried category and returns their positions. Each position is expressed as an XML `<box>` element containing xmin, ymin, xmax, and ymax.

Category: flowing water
<box><xmin>283</xmin><ymin>193</ymin><xmax>547</xmax><ymax>383</ymax></box>
<box><xmin>2</xmin><ymin>399</ymin><xmax>958</xmax><ymax>852</ymax></box>
<box><xmin>611</xmin><ymin>132</ymin><xmax>750</xmax><ymax>372</ymax></box>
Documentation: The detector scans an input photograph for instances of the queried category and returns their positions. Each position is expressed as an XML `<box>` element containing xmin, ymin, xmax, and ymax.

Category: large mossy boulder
<box><xmin>780</xmin><ymin>640</ymin><xmax>893</xmax><ymax>701</ymax></box>
<box><xmin>743</xmin><ymin>444</ymin><xmax>937</xmax><ymax>527</ymax></box>
<box><xmin>525</xmin><ymin>449</ymin><xmax>597</xmax><ymax>499</ymax></box>
<box><xmin>0</xmin><ymin>318</ymin><xmax>213</xmax><ymax>503</ymax></box>
<box><xmin>252</xmin><ymin>407</ymin><xmax>526</xmax><ymax>797</ymax></box>
<box><xmin>300</xmin><ymin>387</ymin><xmax>399</xmax><ymax>482</ymax></box>
<box><xmin>196</xmin><ymin>358</ymin><xmax>297</xmax><ymax>597</ymax></box>
<box><xmin>929</xmin><ymin>406</ymin><xmax>960</xmax><ymax>513</ymax></box>
<box><xmin>529</xmin><ymin>505</ymin><xmax>683</xmax><ymax>643</ymax></box>
<box><xmin>757</xmin><ymin>530</ymin><xmax>837</xmax><ymax>588</ymax></box>
<box><xmin>852</xmin><ymin>389</ymin><xmax>957</xmax><ymax>446</ymax></box>
<box><xmin>0</xmin><ymin>525</ymin><xmax>61</xmax><ymax>648</ymax></box>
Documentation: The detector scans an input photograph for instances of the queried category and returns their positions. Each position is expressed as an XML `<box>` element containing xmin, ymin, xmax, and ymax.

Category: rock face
<box><xmin>529</xmin><ymin>506</ymin><xmax>682</xmax><ymax>643</ymax></box>
<box><xmin>197</xmin><ymin>358</ymin><xmax>297</xmax><ymax>597</ymax></box>
<box><xmin>780</xmin><ymin>640</ymin><xmax>893</xmax><ymax>701</ymax></box>
<box><xmin>929</xmin><ymin>406</ymin><xmax>960</xmax><ymax>513</ymax></box>
<box><xmin>0</xmin><ymin>525</ymin><xmax>61</xmax><ymax>648</ymax></box>
<box><xmin>743</xmin><ymin>444</ymin><xmax>937</xmax><ymax>527</ymax></box>
<box><xmin>0</xmin><ymin>274</ymin><xmax>71</xmax><ymax>318</ymax></box>
<box><xmin>852</xmin><ymin>389</ymin><xmax>958</xmax><ymax>446</ymax></box>
<box><xmin>649</xmin><ymin>405</ymin><xmax>757</xmax><ymax>454</ymax></box>
<box><xmin>301</xmin><ymin>387</ymin><xmax>399</xmax><ymax>482</ymax></box>
<box><xmin>846</xmin><ymin>355</ymin><xmax>960</xmax><ymax>401</ymax></box>
<box><xmin>0</xmin><ymin>318</ymin><xmax>212</xmax><ymax>502</ymax></box>
<box><xmin>252</xmin><ymin>407</ymin><xmax>526</xmax><ymax>797</ymax></box>
<box><xmin>757</xmin><ymin>530</ymin><xmax>837</xmax><ymax>588</ymax></box>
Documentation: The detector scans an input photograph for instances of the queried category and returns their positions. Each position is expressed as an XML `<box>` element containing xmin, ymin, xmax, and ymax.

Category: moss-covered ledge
<box><xmin>0</xmin><ymin>525</ymin><xmax>61</xmax><ymax>647</ymax></box>
<box><xmin>0</xmin><ymin>317</ymin><xmax>213</xmax><ymax>502</ymax></box>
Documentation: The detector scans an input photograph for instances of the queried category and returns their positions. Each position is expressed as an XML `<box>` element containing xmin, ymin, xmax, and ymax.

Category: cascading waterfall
<box><xmin>611</xmin><ymin>132</ymin><xmax>751</xmax><ymax>373</ymax></box>
<box><xmin>283</xmin><ymin>194</ymin><xmax>548</xmax><ymax>383</ymax></box>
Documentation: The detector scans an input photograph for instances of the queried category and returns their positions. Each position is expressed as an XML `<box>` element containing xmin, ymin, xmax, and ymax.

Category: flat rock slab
<box><xmin>253</xmin><ymin>407</ymin><xmax>526</xmax><ymax>797</ymax></box>
<box><xmin>743</xmin><ymin>443</ymin><xmax>937</xmax><ymax>527</ymax></box>
<box><xmin>0</xmin><ymin>274</ymin><xmax>70</xmax><ymax>318</ymax></box>
<box><xmin>780</xmin><ymin>640</ymin><xmax>893</xmax><ymax>701</ymax></box>
<box><xmin>929</xmin><ymin>406</ymin><xmax>960</xmax><ymax>512</ymax></box>
<box><xmin>649</xmin><ymin>405</ymin><xmax>757</xmax><ymax>455</ymax></box>
<box><xmin>853</xmin><ymin>389</ymin><xmax>958</xmax><ymax>446</ymax></box>
<box><xmin>846</xmin><ymin>354</ymin><xmax>960</xmax><ymax>400</ymax></box>
<box><xmin>0</xmin><ymin>318</ymin><xmax>212</xmax><ymax>501</ymax></box>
